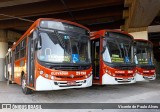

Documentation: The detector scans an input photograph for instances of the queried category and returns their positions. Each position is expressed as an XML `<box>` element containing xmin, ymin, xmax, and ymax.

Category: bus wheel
<box><xmin>7</xmin><ymin>73</ymin><xmax>12</xmax><ymax>85</ymax></box>
<box><xmin>21</xmin><ymin>75</ymin><xmax>33</xmax><ymax>95</ymax></box>
<box><xmin>7</xmin><ymin>80</ymin><xmax>12</xmax><ymax>85</ymax></box>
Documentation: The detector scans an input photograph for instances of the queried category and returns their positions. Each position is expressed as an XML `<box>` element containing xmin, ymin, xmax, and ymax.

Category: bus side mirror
<box><xmin>35</xmin><ymin>37</ymin><xmax>42</xmax><ymax>50</ymax></box>
<box><xmin>101</xmin><ymin>46</ymin><xmax>106</xmax><ymax>54</ymax></box>
<box><xmin>133</xmin><ymin>47</ymin><xmax>137</xmax><ymax>56</ymax></box>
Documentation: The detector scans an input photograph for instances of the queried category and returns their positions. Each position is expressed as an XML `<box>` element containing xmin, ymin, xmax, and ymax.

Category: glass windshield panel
<box><xmin>40</xmin><ymin>20</ymin><xmax>88</xmax><ymax>35</ymax></box>
<box><xmin>103</xmin><ymin>32</ymin><xmax>133</xmax><ymax>63</ymax></box>
<box><xmin>37</xmin><ymin>30</ymin><xmax>90</xmax><ymax>64</ymax></box>
<box><xmin>135</xmin><ymin>41</ymin><xmax>153</xmax><ymax>65</ymax></box>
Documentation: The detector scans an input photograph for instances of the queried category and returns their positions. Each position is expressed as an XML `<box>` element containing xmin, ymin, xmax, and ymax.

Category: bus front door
<box><xmin>27</xmin><ymin>33</ymin><xmax>35</xmax><ymax>87</ymax></box>
<box><xmin>11</xmin><ymin>50</ymin><xmax>15</xmax><ymax>81</ymax></box>
<box><xmin>91</xmin><ymin>38</ymin><xmax>100</xmax><ymax>84</ymax></box>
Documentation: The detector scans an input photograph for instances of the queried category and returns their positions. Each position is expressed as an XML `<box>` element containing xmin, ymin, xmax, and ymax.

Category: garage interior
<box><xmin>0</xmin><ymin>0</ymin><xmax>160</xmax><ymax>79</ymax></box>
<box><xmin>0</xmin><ymin>0</ymin><xmax>160</xmax><ymax>108</ymax></box>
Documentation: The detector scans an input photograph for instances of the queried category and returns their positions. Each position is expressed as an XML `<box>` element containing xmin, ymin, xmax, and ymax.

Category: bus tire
<box><xmin>21</xmin><ymin>75</ymin><xmax>33</xmax><ymax>95</ymax></box>
<box><xmin>7</xmin><ymin>72</ymin><xmax>12</xmax><ymax>85</ymax></box>
<box><xmin>7</xmin><ymin>80</ymin><xmax>12</xmax><ymax>85</ymax></box>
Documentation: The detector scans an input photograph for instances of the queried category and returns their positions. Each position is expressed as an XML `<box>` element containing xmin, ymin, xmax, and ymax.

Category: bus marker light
<box><xmin>39</xmin><ymin>70</ymin><xmax>44</xmax><ymax>75</ymax></box>
<box><xmin>51</xmin><ymin>76</ymin><xmax>54</xmax><ymax>80</ymax></box>
<box><xmin>45</xmin><ymin>74</ymin><xmax>49</xmax><ymax>78</ymax></box>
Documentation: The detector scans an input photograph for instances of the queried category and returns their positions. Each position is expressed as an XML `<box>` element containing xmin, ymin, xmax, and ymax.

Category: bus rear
<box><xmin>134</xmin><ymin>39</ymin><xmax>156</xmax><ymax>81</ymax></box>
<box><xmin>91</xmin><ymin>30</ymin><xmax>136</xmax><ymax>85</ymax></box>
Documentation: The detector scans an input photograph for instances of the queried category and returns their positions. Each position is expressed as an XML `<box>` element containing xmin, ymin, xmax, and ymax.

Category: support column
<box><xmin>122</xmin><ymin>26</ymin><xmax>148</xmax><ymax>40</ymax></box>
<box><xmin>0</xmin><ymin>30</ymin><xmax>8</xmax><ymax>81</ymax></box>
<box><xmin>129</xmin><ymin>30</ymin><xmax>148</xmax><ymax>40</ymax></box>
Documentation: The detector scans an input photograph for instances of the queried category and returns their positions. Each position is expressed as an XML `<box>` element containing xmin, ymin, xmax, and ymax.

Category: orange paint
<box><xmin>91</xmin><ymin>29</ymin><xmax>136</xmax><ymax>85</ymax></box>
<box><xmin>7</xmin><ymin>18</ymin><xmax>92</xmax><ymax>90</ymax></box>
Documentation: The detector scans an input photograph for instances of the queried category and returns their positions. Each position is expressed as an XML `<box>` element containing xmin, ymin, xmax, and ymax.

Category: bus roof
<box><xmin>134</xmin><ymin>39</ymin><xmax>153</xmax><ymax>44</ymax></box>
<box><xmin>11</xmin><ymin>18</ymin><xmax>90</xmax><ymax>50</ymax></box>
<box><xmin>90</xmin><ymin>29</ymin><xmax>133</xmax><ymax>40</ymax></box>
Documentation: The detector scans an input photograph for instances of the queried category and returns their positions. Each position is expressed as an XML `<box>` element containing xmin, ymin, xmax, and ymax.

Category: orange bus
<box><xmin>90</xmin><ymin>30</ymin><xmax>136</xmax><ymax>85</ymax></box>
<box><xmin>5</xmin><ymin>18</ymin><xmax>92</xmax><ymax>94</ymax></box>
<box><xmin>134</xmin><ymin>39</ymin><xmax>156</xmax><ymax>81</ymax></box>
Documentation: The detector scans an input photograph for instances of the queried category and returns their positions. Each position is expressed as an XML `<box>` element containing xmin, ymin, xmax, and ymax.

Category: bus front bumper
<box><xmin>35</xmin><ymin>75</ymin><xmax>92</xmax><ymax>91</ymax></box>
<box><xmin>102</xmin><ymin>73</ymin><xmax>136</xmax><ymax>85</ymax></box>
<box><xmin>135</xmin><ymin>73</ymin><xmax>156</xmax><ymax>81</ymax></box>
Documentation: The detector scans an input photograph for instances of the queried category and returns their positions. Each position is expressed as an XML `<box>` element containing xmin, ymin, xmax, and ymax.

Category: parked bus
<box><xmin>134</xmin><ymin>39</ymin><xmax>156</xmax><ymax>81</ymax></box>
<box><xmin>90</xmin><ymin>30</ymin><xmax>136</xmax><ymax>85</ymax></box>
<box><xmin>5</xmin><ymin>18</ymin><xmax>92</xmax><ymax>94</ymax></box>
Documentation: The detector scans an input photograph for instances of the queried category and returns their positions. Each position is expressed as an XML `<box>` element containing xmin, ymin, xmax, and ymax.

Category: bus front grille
<box><xmin>55</xmin><ymin>75</ymin><xmax>84</xmax><ymax>79</ymax></box>
<box><xmin>115</xmin><ymin>74</ymin><xmax>133</xmax><ymax>77</ymax></box>
<box><xmin>115</xmin><ymin>77</ymin><xmax>134</xmax><ymax>82</ymax></box>
<box><xmin>52</xmin><ymin>65</ymin><xmax>90</xmax><ymax>71</ymax></box>
<box><xmin>54</xmin><ymin>80</ymin><xmax>86</xmax><ymax>87</ymax></box>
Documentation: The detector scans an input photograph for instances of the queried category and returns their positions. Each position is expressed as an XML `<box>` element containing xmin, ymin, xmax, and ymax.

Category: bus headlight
<box><xmin>45</xmin><ymin>74</ymin><xmax>49</xmax><ymax>78</ymax></box>
<box><xmin>40</xmin><ymin>70</ymin><xmax>44</xmax><ymax>75</ymax></box>
<box><xmin>86</xmin><ymin>72</ymin><xmax>92</xmax><ymax>78</ymax></box>
<box><xmin>51</xmin><ymin>76</ymin><xmax>54</xmax><ymax>80</ymax></box>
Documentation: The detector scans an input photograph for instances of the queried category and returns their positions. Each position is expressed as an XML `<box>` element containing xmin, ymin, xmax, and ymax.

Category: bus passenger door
<box><xmin>11</xmin><ymin>50</ymin><xmax>15</xmax><ymax>81</ymax></box>
<box><xmin>27</xmin><ymin>33</ymin><xmax>35</xmax><ymax>87</ymax></box>
<box><xmin>91</xmin><ymin>38</ymin><xmax>100</xmax><ymax>84</ymax></box>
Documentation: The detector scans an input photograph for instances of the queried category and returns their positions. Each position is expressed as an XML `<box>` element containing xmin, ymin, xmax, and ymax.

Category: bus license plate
<box><xmin>67</xmin><ymin>81</ymin><xmax>76</xmax><ymax>85</ymax></box>
<box><xmin>123</xmin><ymin>78</ymin><xmax>128</xmax><ymax>81</ymax></box>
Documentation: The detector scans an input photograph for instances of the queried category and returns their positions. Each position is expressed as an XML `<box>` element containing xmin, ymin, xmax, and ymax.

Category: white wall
<box><xmin>129</xmin><ymin>31</ymin><xmax>148</xmax><ymax>40</ymax></box>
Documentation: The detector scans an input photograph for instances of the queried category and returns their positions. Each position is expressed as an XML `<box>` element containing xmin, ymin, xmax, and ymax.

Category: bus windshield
<box><xmin>135</xmin><ymin>41</ymin><xmax>153</xmax><ymax>65</ymax></box>
<box><xmin>103</xmin><ymin>32</ymin><xmax>133</xmax><ymax>64</ymax></box>
<box><xmin>37</xmin><ymin>30</ymin><xmax>91</xmax><ymax>64</ymax></box>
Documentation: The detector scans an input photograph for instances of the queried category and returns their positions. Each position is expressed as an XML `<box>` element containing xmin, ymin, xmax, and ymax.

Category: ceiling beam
<box><xmin>0</xmin><ymin>0</ymin><xmax>46</xmax><ymax>8</ymax></box>
<box><xmin>0</xmin><ymin>0</ymin><xmax>123</xmax><ymax>21</ymax></box>
<box><xmin>0</xmin><ymin>4</ymin><xmax>123</xmax><ymax>29</ymax></box>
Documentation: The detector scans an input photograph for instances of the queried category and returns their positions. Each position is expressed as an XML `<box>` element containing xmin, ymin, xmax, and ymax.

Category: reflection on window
<box><xmin>103</xmin><ymin>32</ymin><xmax>133</xmax><ymax>63</ymax></box>
<box><xmin>37</xmin><ymin>31</ymin><xmax>90</xmax><ymax>63</ymax></box>
<box><xmin>136</xmin><ymin>48</ymin><xmax>152</xmax><ymax>64</ymax></box>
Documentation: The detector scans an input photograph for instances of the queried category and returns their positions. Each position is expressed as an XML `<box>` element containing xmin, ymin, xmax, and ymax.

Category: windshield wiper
<box><xmin>55</xmin><ymin>31</ymin><xmax>65</xmax><ymax>48</ymax></box>
<box><xmin>115</xmin><ymin>40</ymin><xmax>123</xmax><ymax>58</ymax></box>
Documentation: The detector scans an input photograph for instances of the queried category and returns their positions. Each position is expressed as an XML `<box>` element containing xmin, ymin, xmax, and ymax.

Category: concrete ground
<box><xmin>0</xmin><ymin>79</ymin><xmax>160</xmax><ymax>112</ymax></box>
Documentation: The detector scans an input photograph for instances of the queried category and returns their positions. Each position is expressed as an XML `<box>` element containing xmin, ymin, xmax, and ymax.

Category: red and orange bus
<box><xmin>90</xmin><ymin>30</ymin><xmax>136</xmax><ymax>85</ymax></box>
<box><xmin>5</xmin><ymin>18</ymin><xmax>92</xmax><ymax>94</ymax></box>
<box><xmin>134</xmin><ymin>39</ymin><xmax>156</xmax><ymax>81</ymax></box>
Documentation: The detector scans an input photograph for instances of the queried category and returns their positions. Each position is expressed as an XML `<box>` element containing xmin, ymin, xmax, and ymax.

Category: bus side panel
<box><xmin>14</xmin><ymin>58</ymin><xmax>26</xmax><ymax>85</ymax></box>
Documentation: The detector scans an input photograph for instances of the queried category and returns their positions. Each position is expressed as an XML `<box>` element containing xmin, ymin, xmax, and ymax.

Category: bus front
<box><xmin>102</xmin><ymin>31</ymin><xmax>136</xmax><ymax>84</ymax></box>
<box><xmin>134</xmin><ymin>39</ymin><xmax>156</xmax><ymax>81</ymax></box>
<box><xmin>35</xmin><ymin>20</ymin><xmax>92</xmax><ymax>90</ymax></box>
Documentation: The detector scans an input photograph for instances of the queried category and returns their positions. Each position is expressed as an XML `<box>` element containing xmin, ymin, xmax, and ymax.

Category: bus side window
<box><xmin>20</xmin><ymin>38</ymin><xmax>26</xmax><ymax>58</ymax></box>
<box><xmin>15</xmin><ymin>44</ymin><xmax>20</xmax><ymax>60</ymax></box>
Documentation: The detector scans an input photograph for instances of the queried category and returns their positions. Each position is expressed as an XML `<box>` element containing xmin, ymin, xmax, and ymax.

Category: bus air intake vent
<box><xmin>140</xmin><ymin>65</ymin><xmax>155</xmax><ymax>70</ymax></box>
<box><xmin>114</xmin><ymin>66</ymin><xmax>135</xmax><ymax>70</ymax></box>
<box><xmin>51</xmin><ymin>65</ymin><xmax>90</xmax><ymax>71</ymax></box>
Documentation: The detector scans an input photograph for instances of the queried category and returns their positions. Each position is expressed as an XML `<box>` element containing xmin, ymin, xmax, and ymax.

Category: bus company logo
<box><xmin>143</xmin><ymin>70</ymin><xmax>149</xmax><ymax>73</ymax></box>
<box><xmin>115</xmin><ymin>71</ymin><xmax>125</xmax><ymax>74</ymax></box>
<box><xmin>70</xmin><ymin>74</ymin><xmax>74</xmax><ymax>78</ymax></box>
<box><xmin>2</xmin><ymin>104</ymin><xmax>11</xmax><ymax>109</ymax></box>
<box><xmin>52</xmin><ymin>71</ymin><xmax>69</xmax><ymax>75</ymax></box>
